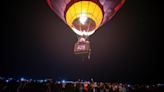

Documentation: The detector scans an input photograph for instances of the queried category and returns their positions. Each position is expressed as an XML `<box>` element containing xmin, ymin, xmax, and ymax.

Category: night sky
<box><xmin>1</xmin><ymin>0</ymin><xmax>163</xmax><ymax>83</ymax></box>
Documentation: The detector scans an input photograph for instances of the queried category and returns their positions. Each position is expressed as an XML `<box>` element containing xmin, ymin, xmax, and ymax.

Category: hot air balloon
<box><xmin>47</xmin><ymin>0</ymin><xmax>125</xmax><ymax>59</ymax></box>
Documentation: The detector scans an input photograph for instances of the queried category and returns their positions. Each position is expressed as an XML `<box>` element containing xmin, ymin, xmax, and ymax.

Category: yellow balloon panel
<box><xmin>87</xmin><ymin>2</ymin><xmax>96</xmax><ymax>15</ymax></box>
<box><xmin>81</xmin><ymin>1</ymin><xmax>88</xmax><ymax>13</ymax></box>
<box><xmin>73</xmin><ymin>2</ymin><xmax>81</xmax><ymax>14</ymax></box>
<box><xmin>66</xmin><ymin>10</ymin><xmax>72</xmax><ymax>27</ymax></box>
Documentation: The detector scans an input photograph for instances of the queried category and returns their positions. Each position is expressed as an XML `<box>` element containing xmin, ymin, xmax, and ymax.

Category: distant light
<box><xmin>8</xmin><ymin>78</ymin><xmax>13</xmax><ymax>80</ymax></box>
<box><xmin>39</xmin><ymin>80</ymin><xmax>43</xmax><ymax>83</ymax></box>
<box><xmin>20</xmin><ymin>78</ymin><xmax>25</xmax><ymax>81</ymax></box>
<box><xmin>62</xmin><ymin>80</ymin><xmax>65</xmax><ymax>83</ymax></box>
<box><xmin>57</xmin><ymin>81</ymin><xmax>61</xmax><ymax>84</ymax></box>
<box><xmin>157</xmin><ymin>84</ymin><xmax>164</xmax><ymax>87</ymax></box>
<box><xmin>44</xmin><ymin>80</ymin><xmax>47</xmax><ymax>82</ymax></box>
<box><xmin>6</xmin><ymin>80</ymin><xmax>9</xmax><ymax>83</ymax></box>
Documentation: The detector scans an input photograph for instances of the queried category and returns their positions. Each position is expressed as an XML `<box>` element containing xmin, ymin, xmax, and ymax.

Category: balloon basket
<box><xmin>74</xmin><ymin>37</ymin><xmax>91</xmax><ymax>59</ymax></box>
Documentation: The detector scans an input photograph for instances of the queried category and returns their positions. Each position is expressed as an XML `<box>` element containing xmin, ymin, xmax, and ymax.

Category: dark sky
<box><xmin>1</xmin><ymin>0</ymin><xmax>163</xmax><ymax>83</ymax></box>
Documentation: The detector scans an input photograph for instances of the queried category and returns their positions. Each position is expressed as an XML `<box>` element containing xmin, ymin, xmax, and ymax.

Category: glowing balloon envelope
<box><xmin>47</xmin><ymin>0</ymin><xmax>126</xmax><ymax>59</ymax></box>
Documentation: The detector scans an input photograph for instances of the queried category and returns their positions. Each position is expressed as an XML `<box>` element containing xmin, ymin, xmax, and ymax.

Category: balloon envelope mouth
<box><xmin>72</xmin><ymin>27</ymin><xmax>96</xmax><ymax>36</ymax></box>
<box><xmin>72</xmin><ymin>16</ymin><xmax>96</xmax><ymax>32</ymax></box>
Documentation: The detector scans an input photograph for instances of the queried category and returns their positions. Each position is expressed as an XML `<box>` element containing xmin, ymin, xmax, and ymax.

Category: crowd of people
<box><xmin>0</xmin><ymin>77</ymin><xmax>163</xmax><ymax>92</ymax></box>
